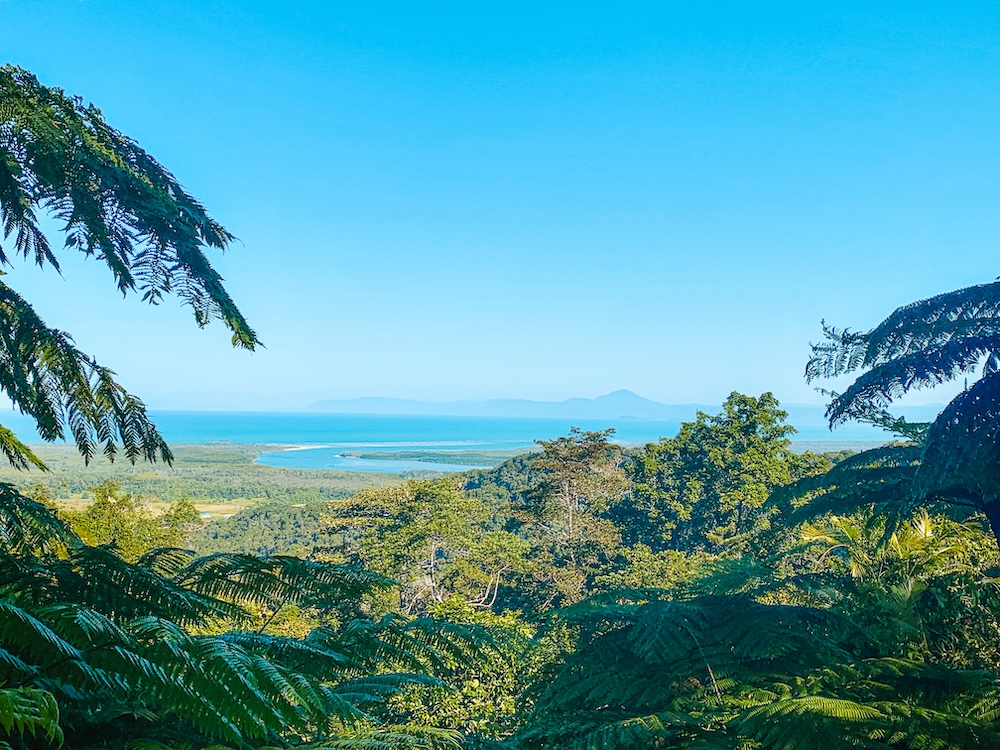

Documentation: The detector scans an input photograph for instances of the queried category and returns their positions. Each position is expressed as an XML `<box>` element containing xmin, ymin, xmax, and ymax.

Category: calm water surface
<box><xmin>1</xmin><ymin>410</ymin><xmax>894</xmax><ymax>473</ymax></box>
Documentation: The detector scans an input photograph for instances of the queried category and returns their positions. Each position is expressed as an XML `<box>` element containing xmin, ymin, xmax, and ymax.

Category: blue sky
<box><xmin>2</xmin><ymin>1</ymin><xmax>998</xmax><ymax>410</ymax></box>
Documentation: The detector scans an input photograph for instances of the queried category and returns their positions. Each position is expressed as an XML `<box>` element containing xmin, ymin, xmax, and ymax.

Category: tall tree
<box><xmin>520</xmin><ymin>427</ymin><xmax>627</xmax><ymax>605</ymax></box>
<box><xmin>0</xmin><ymin>64</ymin><xmax>258</xmax><ymax>468</ymax></box>
<box><xmin>322</xmin><ymin>479</ymin><xmax>531</xmax><ymax>615</ymax></box>
<box><xmin>622</xmin><ymin>392</ymin><xmax>799</xmax><ymax>553</ymax></box>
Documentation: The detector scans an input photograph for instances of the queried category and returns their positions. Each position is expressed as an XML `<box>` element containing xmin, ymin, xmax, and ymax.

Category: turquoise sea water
<box><xmin>3</xmin><ymin>410</ymin><xmax>675</xmax><ymax>446</ymax></box>
<box><xmin>174</xmin><ymin>413</ymin><xmax>688</xmax><ymax>472</ymax></box>
<box><xmin>147</xmin><ymin>411</ymin><xmax>892</xmax><ymax>447</ymax></box>
<box><xmin>150</xmin><ymin>412</ymin><xmax>682</xmax><ymax>447</ymax></box>
<box><xmin>0</xmin><ymin>409</ymin><xmax>893</xmax><ymax>473</ymax></box>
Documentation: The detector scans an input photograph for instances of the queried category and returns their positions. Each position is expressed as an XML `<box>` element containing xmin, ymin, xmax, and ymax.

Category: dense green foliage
<box><xmin>6</xmin><ymin>396</ymin><xmax>1000</xmax><ymax>749</ymax></box>
<box><xmin>520</xmin><ymin>593</ymin><xmax>1000</xmax><ymax>749</ymax></box>
<box><xmin>192</xmin><ymin>502</ymin><xmax>330</xmax><ymax>557</ymax></box>
<box><xmin>58</xmin><ymin>480</ymin><xmax>202</xmax><ymax>562</ymax></box>
<box><xmin>320</xmin><ymin>479</ymin><xmax>530</xmax><ymax>615</ymax></box>
<box><xmin>122</xmin><ymin>394</ymin><xmax>982</xmax><ymax>749</ymax></box>
<box><xmin>0</xmin><ymin>484</ymin><xmax>502</xmax><ymax>750</ymax></box>
<box><xmin>620</xmin><ymin>392</ymin><xmax>825</xmax><ymax>553</ymax></box>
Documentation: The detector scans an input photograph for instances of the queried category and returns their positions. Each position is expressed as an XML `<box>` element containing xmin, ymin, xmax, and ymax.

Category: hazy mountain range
<box><xmin>307</xmin><ymin>390</ymin><xmax>943</xmax><ymax>426</ymax></box>
<box><xmin>308</xmin><ymin>389</ymin><xmax>701</xmax><ymax>420</ymax></box>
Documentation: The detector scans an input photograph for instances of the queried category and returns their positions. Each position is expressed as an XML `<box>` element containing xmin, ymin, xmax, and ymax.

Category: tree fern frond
<box><xmin>175</xmin><ymin>553</ymin><xmax>391</xmax><ymax>610</ymax></box>
<box><xmin>0</xmin><ymin>424</ymin><xmax>46</xmax><ymax>470</ymax></box>
<box><xmin>136</xmin><ymin>547</ymin><xmax>197</xmax><ymax>578</ymax></box>
<box><xmin>0</xmin><ymin>601</ymin><xmax>83</xmax><ymax>669</ymax></box>
<box><xmin>329</xmin><ymin>672</ymin><xmax>446</xmax><ymax>702</ymax></box>
<box><xmin>768</xmin><ymin>445</ymin><xmax>927</xmax><ymax>538</ymax></box>
<box><xmin>807</xmin><ymin>283</ymin><xmax>1000</xmax><ymax>383</ymax></box>
<box><xmin>0</xmin><ymin>64</ymin><xmax>259</xmax><ymax>349</ymax></box>
<box><xmin>0</xmin><ymin>281</ymin><xmax>171</xmax><ymax>464</ymax></box>
<box><xmin>0</xmin><ymin>483</ymin><xmax>74</xmax><ymax>557</ymax></box>
<box><xmin>0</xmin><ymin>686</ymin><xmax>62</xmax><ymax>746</ymax></box>
<box><xmin>59</xmin><ymin>545</ymin><xmax>245</xmax><ymax>624</ymax></box>
<box><xmin>736</xmin><ymin>696</ymin><xmax>885</xmax><ymax>749</ymax></box>
<box><xmin>304</xmin><ymin>724</ymin><xmax>461</xmax><ymax>750</ymax></box>
<box><xmin>215</xmin><ymin>631</ymin><xmax>351</xmax><ymax>675</ymax></box>
<box><xmin>913</xmin><ymin>371</ymin><xmax>1000</xmax><ymax>508</ymax></box>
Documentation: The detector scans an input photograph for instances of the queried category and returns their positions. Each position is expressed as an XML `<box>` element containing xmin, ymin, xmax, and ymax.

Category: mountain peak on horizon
<box><xmin>593</xmin><ymin>389</ymin><xmax>648</xmax><ymax>400</ymax></box>
<box><xmin>306</xmin><ymin>390</ymin><xmax>701</xmax><ymax>420</ymax></box>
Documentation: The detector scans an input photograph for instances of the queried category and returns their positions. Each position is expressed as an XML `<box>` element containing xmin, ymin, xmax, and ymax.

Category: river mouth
<box><xmin>253</xmin><ymin>444</ymin><xmax>513</xmax><ymax>473</ymax></box>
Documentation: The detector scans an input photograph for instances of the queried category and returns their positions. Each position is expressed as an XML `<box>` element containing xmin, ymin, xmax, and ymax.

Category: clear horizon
<box><xmin>2</xmin><ymin>2</ymin><xmax>996</xmax><ymax>412</ymax></box>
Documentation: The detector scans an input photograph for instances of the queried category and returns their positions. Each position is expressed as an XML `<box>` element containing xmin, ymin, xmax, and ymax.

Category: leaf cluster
<box><xmin>518</xmin><ymin>592</ymin><xmax>1000</xmax><ymax>749</ymax></box>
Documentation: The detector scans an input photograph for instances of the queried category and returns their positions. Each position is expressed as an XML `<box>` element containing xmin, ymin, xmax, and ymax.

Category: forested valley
<box><xmin>7</xmin><ymin>390</ymin><xmax>1000</xmax><ymax>749</ymax></box>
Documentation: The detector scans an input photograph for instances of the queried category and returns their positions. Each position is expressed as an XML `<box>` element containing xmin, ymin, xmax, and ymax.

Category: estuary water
<box><xmin>143</xmin><ymin>412</ymin><xmax>893</xmax><ymax>473</ymax></box>
<box><xmin>254</xmin><ymin>449</ymin><xmax>494</xmax><ymax>473</ymax></box>
<box><xmin>183</xmin><ymin>413</ymin><xmax>688</xmax><ymax>473</ymax></box>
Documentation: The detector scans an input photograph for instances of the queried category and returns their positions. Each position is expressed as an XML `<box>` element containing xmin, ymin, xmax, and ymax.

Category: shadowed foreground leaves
<box><xmin>0</xmin><ymin>487</ymin><xmax>480</xmax><ymax>750</ymax></box>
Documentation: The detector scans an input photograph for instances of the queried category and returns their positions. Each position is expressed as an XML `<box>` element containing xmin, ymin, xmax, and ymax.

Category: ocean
<box><xmin>0</xmin><ymin>409</ymin><xmax>894</xmax><ymax>473</ymax></box>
